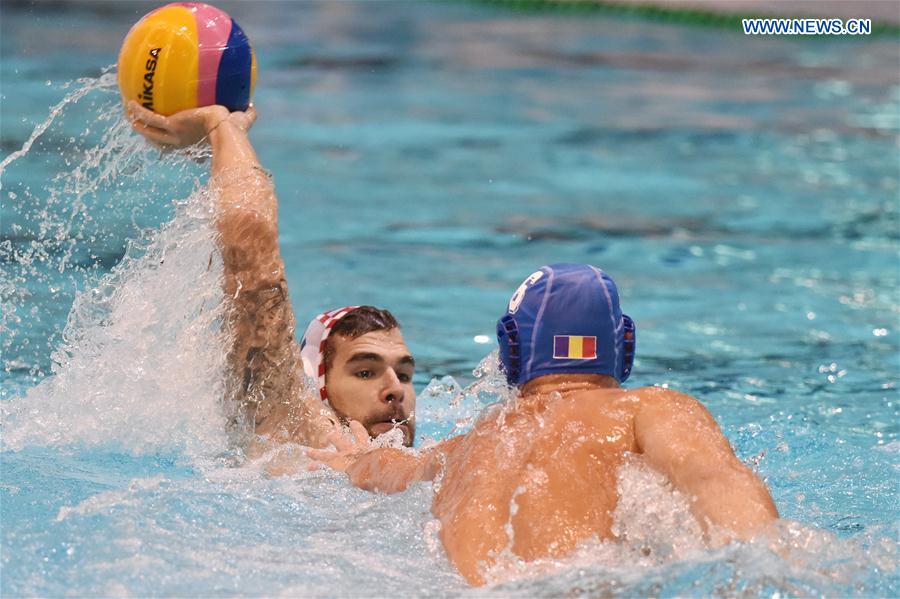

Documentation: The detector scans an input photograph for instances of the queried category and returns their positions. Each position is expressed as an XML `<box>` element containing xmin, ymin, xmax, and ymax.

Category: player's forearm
<box><xmin>208</xmin><ymin>118</ymin><xmax>262</xmax><ymax>175</ymax></box>
<box><xmin>683</xmin><ymin>463</ymin><xmax>778</xmax><ymax>539</ymax></box>
<box><xmin>205</xmin><ymin>120</ymin><xmax>284</xmax><ymax>286</ymax></box>
<box><xmin>205</xmin><ymin>118</ymin><xmax>304</xmax><ymax>438</ymax></box>
<box><xmin>345</xmin><ymin>448</ymin><xmax>430</xmax><ymax>493</ymax></box>
<box><xmin>346</xmin><ymin>439</ymin><xmax>456</xmax><ymax>493</ymax></box>
<box><xmin>207</xmin><ymin>127</ymin><xmax>276</xmax><ymax>224</ymax></box>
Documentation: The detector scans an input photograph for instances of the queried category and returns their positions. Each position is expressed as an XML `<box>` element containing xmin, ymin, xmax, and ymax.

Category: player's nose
<box><xmin>380</xmin><ymin>370</ymin><xmax>405</xmax><ymax>405</ymax></box>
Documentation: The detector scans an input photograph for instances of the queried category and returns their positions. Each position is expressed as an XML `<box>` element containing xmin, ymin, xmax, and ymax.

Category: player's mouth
<box><xmin>369</xmin><ymin>420</ymin><xmax>409</xmax><ymax>436</ymax></box>
<box><xmin>369</xmin><ymin>418</ymin><xmax>411</xmax><ymax>444</ymax></box>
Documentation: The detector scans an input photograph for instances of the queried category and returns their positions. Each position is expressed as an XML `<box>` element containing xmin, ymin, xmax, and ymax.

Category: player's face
<box><xmin>325</xmin><ymin>328</ymin><xmax>416</xmax><ymax>447</ymax></box>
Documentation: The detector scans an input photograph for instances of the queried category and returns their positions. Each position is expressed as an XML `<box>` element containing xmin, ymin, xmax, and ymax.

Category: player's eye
<box><xmin>356</xmin><ymin>370</ymin><xmax>372</xmax><ymax>379</ymax></box>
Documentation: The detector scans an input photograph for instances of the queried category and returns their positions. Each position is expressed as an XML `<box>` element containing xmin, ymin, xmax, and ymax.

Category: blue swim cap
<box><xmin>496</xmin><ymin>263</ymin><xmax>635</xmax><ymax>386</ymax></box>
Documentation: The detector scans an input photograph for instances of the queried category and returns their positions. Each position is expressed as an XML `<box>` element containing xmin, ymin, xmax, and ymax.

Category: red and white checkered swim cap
<box><xmin>299</xmin><ymin>306</ymin><xmax>359</xmax><ymax>403</ymax></box>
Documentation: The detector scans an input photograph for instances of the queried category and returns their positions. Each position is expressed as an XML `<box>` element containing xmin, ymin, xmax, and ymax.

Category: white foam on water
<box><xmin>475</xmin><ymin>457</ymin><xmax>896</xmax><ymax>595</ymax></box>
<box><xmin>1</xmin><ymin>185</ymin><xmax>232</xmax><ymax>458</ymax></box>
<box><xmin>56</xmin><ymin>475</ymin><xmax>168</xmax><ymax>522</ymax></box>
<box><xmin>1</xmin><ymin>71</ymin><xmax>237</xmax><ymax>459</ymax></box>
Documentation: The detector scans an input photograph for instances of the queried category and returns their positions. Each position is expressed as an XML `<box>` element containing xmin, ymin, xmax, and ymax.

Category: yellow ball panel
<box><xmin>117</xmin><ymin>6</ymin><xmax>199</xmax><ymax>116</ymax></box>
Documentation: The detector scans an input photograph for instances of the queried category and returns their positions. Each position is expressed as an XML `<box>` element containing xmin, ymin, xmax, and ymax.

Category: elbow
<box><xmin>218</xmin><ymin>206</ymin><xmax>279</xmax><ymax>245</ymax></box>
<box><xmin>216</xmin><ymin>206</ymin><xmax>282</xmax><ymax>272</ymax></box>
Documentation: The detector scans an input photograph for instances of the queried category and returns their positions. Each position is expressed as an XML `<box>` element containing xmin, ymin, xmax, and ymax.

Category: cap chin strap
<box><xmin>498</xmin><ymin>314</ymin><xmax>521</xmax><ymax>385</ymax></box>
<box><xmin>299</xmin><ymin>306</ymin><xmax>359</xmax><ymax>402</ymax></box>
<box><xmin>620</xmin><ymin>314</ymin><xmax>636</xmax><ymax>382</ymax></box>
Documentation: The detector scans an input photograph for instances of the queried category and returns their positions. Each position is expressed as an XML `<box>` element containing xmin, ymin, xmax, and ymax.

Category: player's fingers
<box><xmin>305</xmin><ymin>448</ymin><xmax>343</xmax><ymax>466</ymax></box>
<box><xmin>326</xmin><ymin>430</ymin><xmax>357</xmax><ymax>453</ymax></box>
<box><xmin>130</xmin><ymin>120</ymin><xmax>176</xmax><ymax>146</ymax></box>
<box><xmin>244</xmin><ymin>104</ymin><xmax>257</xmax><ymax>126</ymax></box>
<box><xmin>128</xmin><ymin>101</ymin><xmax>169</xmax><ymax>130</ymax></box>
<box><xmin>349</xmin><ymin>420</ymin><xmax>369</xmax><ymax>444</ymax></box>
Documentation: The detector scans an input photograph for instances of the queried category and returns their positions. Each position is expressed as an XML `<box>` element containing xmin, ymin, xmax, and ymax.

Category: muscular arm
<box><xmin>206</xmin><ymin>120</ymin><xmax>301</xmax><ymax>435</ymax></box>
<box><xmin>128</xmin><ymin>103</ymin><xmax>334</xmax><ymax>446</ymax></box>
<box><xmin>634</xmin><ymin>389</ymin><xmax>778</xmax><ymax>540</ymax></box>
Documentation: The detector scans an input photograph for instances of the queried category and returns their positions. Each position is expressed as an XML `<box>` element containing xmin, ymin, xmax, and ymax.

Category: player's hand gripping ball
<box><xmin>117</xmin><ymin>2</ymin><xmax>256</xmax><ymax>115</ymax></box>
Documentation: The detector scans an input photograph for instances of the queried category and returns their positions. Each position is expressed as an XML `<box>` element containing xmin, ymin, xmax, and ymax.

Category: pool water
<box><xmin>1</xmin><ymin>1</ymin><xmax>898</xmax><ymax>596</ymax></box>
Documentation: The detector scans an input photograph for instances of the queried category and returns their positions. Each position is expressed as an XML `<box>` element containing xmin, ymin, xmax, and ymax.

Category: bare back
<box><xmin>432</xmin><ymin>385</ymin><xmax>777</xmax><ymax>585</ymax></box>
<box><xmin>433</xmin><ymin>388</ymin><xmax>642</xmax><ymax>578</ymax></box>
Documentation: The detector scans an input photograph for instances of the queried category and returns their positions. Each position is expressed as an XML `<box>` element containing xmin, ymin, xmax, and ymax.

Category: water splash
<box><xmin>416</xmin><ymin>350</ymin><xmax>513</xmax><ymax>441</ymax></box>
<box><xmin>1</xmin><ymin>70</ymin><xmax>202</xmax><ymax>389</ymax></box>
<box><xmin>478</xmin><ymin>459</ymin><xmax>896</xmax><ymax>595</ymax></box>
<box><xmin>1</xmin><ymin>185</ymin><xmax>232</xmax><ymax>458</ymax></box>
<box><xmin>0</xmin><ymin>69</ymin><xmax>117</xmax><ymax>179</ymax></box>
<box><xmin>1</xmin><ymin>71</ymin><xmax>230</xmax><ymax>458</ymax></box>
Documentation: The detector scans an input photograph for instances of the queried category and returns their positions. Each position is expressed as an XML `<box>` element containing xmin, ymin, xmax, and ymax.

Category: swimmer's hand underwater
<box><xmin>126</xmin><ymin>101</ymin><xmax>256</xmax><ymax>149</ymax></box>
<box><xmin>307</xmin><ymin>420</ymin><xmax>444</xmax><ymax>494</ymax></box>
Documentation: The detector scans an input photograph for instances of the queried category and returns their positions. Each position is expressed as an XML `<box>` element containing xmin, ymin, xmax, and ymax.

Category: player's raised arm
<box><xmin>127</xmin><ymin>103</ymin><xmax>325</xmax><ymax>445</ymax></box>
<box><xmin>634</xmin><ymin>389</ymin><xmax>778</xmax><ymax>540</ymax></box>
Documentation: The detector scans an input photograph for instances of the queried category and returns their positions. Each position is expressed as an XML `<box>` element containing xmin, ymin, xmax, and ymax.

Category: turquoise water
<box><xmin>2</xmin><ymin>1</ymin><xmax>898</xmax><ymax>596</ymax></box>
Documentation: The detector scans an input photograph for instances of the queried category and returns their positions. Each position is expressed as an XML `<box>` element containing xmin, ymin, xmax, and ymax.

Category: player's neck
<box><xmin>519</xmin><ymin>374</ymin><xmax>620</xmax><ymax>399</ymax></box>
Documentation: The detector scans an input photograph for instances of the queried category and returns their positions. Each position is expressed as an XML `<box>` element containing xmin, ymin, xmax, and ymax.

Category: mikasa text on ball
<box><xmin>117</xmin><ymin>2</ymin><xmax>257</xmax><ymax>115</ymax></box>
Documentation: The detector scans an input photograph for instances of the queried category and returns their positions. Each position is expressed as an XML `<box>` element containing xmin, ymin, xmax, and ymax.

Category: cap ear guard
<box><xmin>497</xmin><ymin>314</ymin><xmax>520</xmax><ymax>385</ymax></box>
<box><xmin>619</xmin><ymin>314</ymin><xmax>636</xmax><ymax>382</ymax></box>
<box><xmin>299</xmin><ymin>306</ymin><xmax>360</xmax><ymax>402</ymax></box>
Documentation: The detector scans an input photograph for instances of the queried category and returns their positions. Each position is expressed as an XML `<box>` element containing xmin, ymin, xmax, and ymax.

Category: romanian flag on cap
<box><xmin>553</xmin><ymin>335</ymin><xmax>597</xmax><ymax>359</ymax></box>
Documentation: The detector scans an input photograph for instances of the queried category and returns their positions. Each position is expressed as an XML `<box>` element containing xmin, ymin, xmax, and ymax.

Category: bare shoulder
<box><xmin>630</xmin><ymin>386</ymin><xmax>711</xmax><ymax>414</ymax></box>
<box><xmin>557</xmin><ymin>388</ymin><xmax>646</xmax><ymax>433</ymax></box>
<box><xmin>565</xmin><ymin>386</ymin><xmax>702</xmax><ymax>417</ymax></box>
<box><xmin>629</xmin><ymin>386</ymin><xmax>733</xmax><ymax>457</ymax></box>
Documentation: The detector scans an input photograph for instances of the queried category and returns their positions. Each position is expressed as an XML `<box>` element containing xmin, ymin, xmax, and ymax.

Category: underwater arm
<box><xmin>634</xmin><ymin>390</ymin><xmax>778</xmax><ymax>541</ymax></box>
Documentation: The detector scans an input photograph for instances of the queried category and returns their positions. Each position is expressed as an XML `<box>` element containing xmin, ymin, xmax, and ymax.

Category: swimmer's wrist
<box><xmin>207</xmin><ymin>117</ymin><xmax>238</xmax><ymax>137</ymax></box>
<box><xmin>202</xmin><ymin>106</ymin><xmax>232</xmax><ymax>135</ymax></box>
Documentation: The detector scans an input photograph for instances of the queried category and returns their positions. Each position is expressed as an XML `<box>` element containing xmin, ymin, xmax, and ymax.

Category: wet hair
<box><xmin>323</xmin><ymin>306</ymin><xmax>399</xmax><ymax>372</ymax></box>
